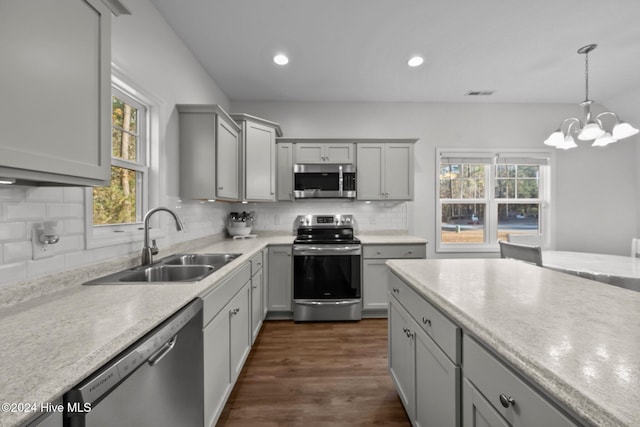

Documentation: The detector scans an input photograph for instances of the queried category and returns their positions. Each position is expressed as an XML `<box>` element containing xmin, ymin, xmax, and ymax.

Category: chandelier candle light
<box><xmin>544</xmin><ymin>44</ymin><xmax>638</xmax><ymax>150</ymax></box>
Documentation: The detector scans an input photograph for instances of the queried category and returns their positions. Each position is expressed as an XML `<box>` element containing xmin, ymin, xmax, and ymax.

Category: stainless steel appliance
<box><xmin>293</xmin><ymin>164</ymin><xmax>356</xmax><ymax>199</ymax></box>
<box><xmin>64</xmin><ymin>299</ymin><xmax>203</xmax><ymax>427</ymax></box>
<box><xmin>292</xmin><ymin>214</ymin><xmax>362</xmax><ymax>321</ymax></box>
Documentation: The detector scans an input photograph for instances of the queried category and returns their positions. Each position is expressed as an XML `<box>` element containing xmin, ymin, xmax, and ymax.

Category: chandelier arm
<box><xmin>559</xmin><ymin>117</ymin><xmax>582</xmax><ymax>134</ymax></box>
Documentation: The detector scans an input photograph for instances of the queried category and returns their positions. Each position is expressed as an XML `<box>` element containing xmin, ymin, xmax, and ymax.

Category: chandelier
<box><xmin>544</xmin><ymin>44</ymin><xmax>638</xmax><ymax>150</ymax></box>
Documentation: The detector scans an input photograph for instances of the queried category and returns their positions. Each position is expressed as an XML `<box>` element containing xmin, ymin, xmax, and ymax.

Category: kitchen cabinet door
<box><xmin>203</xmin><ymin>306</ymin><xmax>231</xmax><ymax>427</ymax></box>
<box><xmin>0</xmin><ymin>0</ymin><xmax>112</xmax><ymax>186</ymax></box>
<box><xmin>388</xmin><ymin>297</ymin><xmax>415</xmax><ymax>417</ymax></box>
<box><xmin>244</xmin><ymin>121</ymin><xmax>276</xmax><ymax>201</ymax></box>
<box><xmin>356</xmin><ymin>144</ymin><xmax>385</xmax><ymax>200</ymax></box>
<box><xmin>415</xmin><ymin>324</ymin><xmax>460</xmax><ymax>427</ymax></box>
<box><xmin>262</xmin><ymin>248</ymin><xmax>269</xmax><ymax>317</ymax></box>
<box><xmin>363</xmin><ymin>259</ymin><xmax>389</xmax><ymax>311</ymax></box>
<box><xmin>216</xmin><ymin>117</ymin><xmax>240</xmax><ymax>200</ymax></box>
<box><xmin>251</xmin><ymin>268</ymin><xmax>263</xmax><ymax>344</ymax></box>
<box><xmin>385</xmin><ymin>143</ymin><xmax>414</xmax><ymax>200</ymax></box>
<box><xmin>267</xmin><ymin>246</ymin><xmax>292</xmax><ymax>312</ymax></box>
<box><xmin>356</xmin><ymin>143</ymin><xmax>414</xmax><ymax>201</ymax></box>
<box><xmin>294</xmin><ymin>143</ymin><xmax>354</xmax><ymax>163</ymax></box>
<box><xmin>229</xmin><ymin>283</ymin><xmax>251</xmax><ymax>382</ymax></box>
<box><xmin>178</xmin><ymin>105</ymin><xmax>241</xmax><ymax>200</ymax></box>
<box><xmin>277</xmin><ymin>143</ymin><xmax>294</xmax><ymax>200</ymax></box>
<box><xmin>463</xmin><ymin>378</ymin><xmax>511</xmax><ymax>427</ymax></box>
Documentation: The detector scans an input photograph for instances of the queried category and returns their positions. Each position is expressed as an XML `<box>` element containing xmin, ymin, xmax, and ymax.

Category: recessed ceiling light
<box><xmin>407</xmin><ymin>56</ymin><xmax>424</xmax><ymax>67</ymax></box>
<box><xmin>273</xmin><ymin>54</ymin><xmax>289</xmax><ymax>65</ymax></box>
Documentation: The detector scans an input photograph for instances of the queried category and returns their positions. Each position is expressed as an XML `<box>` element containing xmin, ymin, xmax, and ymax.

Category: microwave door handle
<box><xmin>339</xmin><ymin>166</ymin><xmax>343</xmax><ymax>196</ymax></box>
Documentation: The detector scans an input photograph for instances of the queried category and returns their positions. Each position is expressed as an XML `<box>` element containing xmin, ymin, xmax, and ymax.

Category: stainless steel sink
<box><xmin>118</xmin><ymin>265</ymin><xmax>215</xmax><ymax>282</ymax></box>
<box><xmin>161</xmin><ymin>253</ymin><xmax>241</xmax><ymax>268</ymax></box>
<box><xmin>84</xmin><ymin>252</ymin><xmax>242</xmax><ymax>285</ymax></box>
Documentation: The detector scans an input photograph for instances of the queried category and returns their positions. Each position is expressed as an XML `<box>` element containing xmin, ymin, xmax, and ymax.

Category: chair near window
<box><xmin>507</xmin><ymin>233</ymin><xmax>543</xmax><ymax>247</ymax></box>
<box><xmin>498</xmin><ymin>240</ymin><xmax>543</xmax><ymax>267</ymax></box>
<box><xmin>632</xmin><ymin>238</ymin><xmax>640</xmax><ymax>258</ymax></box>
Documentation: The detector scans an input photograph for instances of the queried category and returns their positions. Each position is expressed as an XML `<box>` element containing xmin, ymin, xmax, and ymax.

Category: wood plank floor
<box><xmin>217</xmin><ymin>319</ymin><xmax>410</xmax><ymax>427</ymax></box>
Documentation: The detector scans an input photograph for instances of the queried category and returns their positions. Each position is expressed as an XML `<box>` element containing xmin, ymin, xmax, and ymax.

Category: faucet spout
<box><xmin>141</xmin><ymin>207</ymin><xmax>184</xmax><ymax>265</ymax></box>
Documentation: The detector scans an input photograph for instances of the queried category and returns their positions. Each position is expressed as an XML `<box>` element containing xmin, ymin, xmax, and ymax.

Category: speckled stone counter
<box><xmin>0</xmin><ymin>234</ymin><xmax>293</xmax><ymax>427</ymax></box>
<box><xmin>0</xmin><ymin>232</ymin><xmax>426</xmax><ymax>427</ymax></box>
<box><xmin>357</xmin><ymin>233</ymin><xmax>428</xmax><ymax>245</ymax></box>
<box><xmin>387</xmin><ymin>258</ymin><xmax>640</xmax><ymax>427</ymax></box>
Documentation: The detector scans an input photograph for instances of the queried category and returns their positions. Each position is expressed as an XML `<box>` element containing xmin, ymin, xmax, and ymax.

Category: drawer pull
<box><xmin>422</xmin><ymin>316</ymin><xmax>431</xmax><ymax>326</ymax></box>
<box><xmin>392</xmin><ymin>288</ymin><xmax>400</xmax><ymax>294</ymax></box>
<box><xmin>499</xmin><ymin>394</ymin><xmax>515</xmax><ymax>408</ymax></box>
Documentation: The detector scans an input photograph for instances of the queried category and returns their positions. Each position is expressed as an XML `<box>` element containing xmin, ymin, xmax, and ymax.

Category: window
<box><xmin>86</xmin><ymin>76</ymin><xmax>150</xmax><ymax>248</ymax></box>
<box><xmin>436</xmin><ymin>149</ymin><xmax>550</xmax><ymax>252</ymax></box>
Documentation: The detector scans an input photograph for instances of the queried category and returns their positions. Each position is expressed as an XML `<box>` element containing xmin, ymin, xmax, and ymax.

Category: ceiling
<box><xmin>148</xmin><ymin>0</ymin><xmax>640</xmax><ymax>104</ymax></box>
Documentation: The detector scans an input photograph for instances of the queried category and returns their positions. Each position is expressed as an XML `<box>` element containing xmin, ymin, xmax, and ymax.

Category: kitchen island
<box><xmin>386</xmin><ymin>258</ymin><xmax>640</xmax><ymax>427</ymax></box>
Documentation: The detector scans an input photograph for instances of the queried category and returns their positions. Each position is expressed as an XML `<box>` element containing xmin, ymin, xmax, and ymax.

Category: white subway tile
<box><xmin>0</xmin><ymin>222</ymin><xmax>27</xmax><ymax>241</ymax></box>
<box><xmin>0</xmin><ymin>187</ymin><xmax>26</xmax><ymax>201</ymax></box>
<box><xmin>47</xmin><ymin>203</ymin><xmax>84</xmax><ymax>219</ymax></box>
<box><xmin>26</xmin><ymin>187</ymin><xmax>64</xmax><ymax>202</ymax></box>
<box><xmin>6</xmin><ymin>203</ymin><xmax>46</xmax><ymax>220</ymax></box>
<box><xmin>63</xmin><ymin>187</ymin><xmax>85</xmax><ymax>203</ymax></box>
<box><xmin>64</xmin><ymin>250</ymin><xmax>94</xmax><ymax>269</ymax></box>
<box><xmin>64</xmin><ymin>219</ymin><xmax>85</xmax><ymax>234</ymax></box>
<box><xmin>4</xmin><ymin>241</ymin><xmax>32</xmax><ymax>263</ymax></box>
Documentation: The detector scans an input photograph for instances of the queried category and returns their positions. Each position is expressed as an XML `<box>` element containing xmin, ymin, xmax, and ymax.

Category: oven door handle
<box><xmin>293</xmin><ymin>245</ymin><xmax>361</xmax><ymax>256</ymax></box>
<box><xmin>295</xmin><ymin>300</ymin><xmax>361</xmax><ymax>306</ymax></box>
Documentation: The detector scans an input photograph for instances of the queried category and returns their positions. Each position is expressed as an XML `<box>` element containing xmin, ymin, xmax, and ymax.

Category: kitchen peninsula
<box><xmin>387</xmin><ymin>258</ymin><xmax>640</xmax><ymax>427</ymax></box>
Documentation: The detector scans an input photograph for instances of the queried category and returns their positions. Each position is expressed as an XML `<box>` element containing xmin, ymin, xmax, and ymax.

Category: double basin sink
<box><xmin>84</xmin><ymin>253</ymin><xmax>241</xmax><ymax>285</ymax></box>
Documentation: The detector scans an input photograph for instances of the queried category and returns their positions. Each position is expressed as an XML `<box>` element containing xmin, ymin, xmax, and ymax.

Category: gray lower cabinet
<box><xmin>250</xmin><ymin>251</ymin><xmax>264</xmax><ymax>343</ymax></box>
<box><xmin>0</xmin><ymin>0</ymin><xmax>115</xmax><ymax>186</ymax></box>
<box><xmin>267</xmin><ymin>245</ymin><xmax>292</xmax><ymax>315</ymax></box>
<box><xmin>389</xmin><ymin>271</ymin><xmax>578</xmax><ymax>427</ymax></box>
<box><xmin>462</xmin><ymin>335</ymin><xmax>576</xmax><ymax>427</ymax></box>
<box><xmin>261</xmin><ymin>248</ymin><xmax>269</xmax><ymax>318</ymax></box>
<box><xmin>202</xmin><ymin>263</ymin><xmax>252</xmax><ymax>427</ymax></box>
<box><xmin>388</xmin><ymin>291</ymin><xmax>460</xmax><ymax>427</ymax></box>
<box><xmin>363</xmin><ymin>244</ymin><xmax>426</xmax><ymax>315</ymax></box>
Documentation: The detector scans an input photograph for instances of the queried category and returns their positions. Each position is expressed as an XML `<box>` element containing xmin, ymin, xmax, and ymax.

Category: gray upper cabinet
<box><xmin>177</xmin><ymin>104</ymin><xmax>241</xmax><ymax>201</ymax></box>
<box><xmin>0</xmin><ymin>0</ymin><xmax>122</xmax><ymax>186</ymax></box>
<box><xmin>357</xmin><ymin>142</ymin><xmax>415</xmax><ymax>200</ymax></box>
<box><xmin>232</xmin><ymin>114</ymin><xmax>283</xmax><ymax>202</ymax></box>
<box><xmin>276</xmin><ymin>142</ymin><xmax>294</xmax><ymax>201</ymax></box>
<box><xmin>294</xmin><ymin>142</ymin><xmax>354</xmax><ymax>164</ymax></box>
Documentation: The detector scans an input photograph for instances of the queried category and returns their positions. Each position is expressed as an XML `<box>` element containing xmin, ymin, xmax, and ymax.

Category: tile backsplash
<box><xmin>234</xmin><ymin>200</ymin><xmax>408</xmax><ymax>233</ymax></box>
<box><xmin>0</xmin><ymin>185</ymin><xmax>408</xmax><ymax>287</ymax></box>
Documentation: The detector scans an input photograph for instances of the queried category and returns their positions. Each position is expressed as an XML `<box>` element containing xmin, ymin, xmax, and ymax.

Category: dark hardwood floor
<box><xmin>217</xmin><ymin>319</ymin><xmax>410</xmax><ymax>426</ymax></box>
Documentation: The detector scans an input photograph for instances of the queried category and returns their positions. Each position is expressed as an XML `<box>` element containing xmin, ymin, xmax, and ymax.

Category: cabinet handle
<box><xmin>407</xmin><ymin>251</ymin><xmax>413</xmax><ymax>255</ymax></box>
<box><xmin>499</xmin><ymin>394</ymin><xmax>515</xmax><ymax>408</ymax></box>
<box><xmin>422</xmin><ymin>317</ymin><xmax>431</xmax><ymax>326</ymax></box>
<box><xmin>376</xmin><ymin>251</ymin><xmax>382</xmax><ymax>255</ymax></box>
<box><xmin>218</xmin><ymin>186</ymin><xmax>224</xmax><ymax>190</ymax></box>
<box><xmin>231</xmin><ymin>307</ymin><xmax>240</xmax><ymax>316</ymax></box>
<box><xmin>392</xmin><ymin>288</ymin><xmax>399</xmax><ymax>294</ymax></box>
<box><xmin>257</xmin><ymin>262</ymin><xmax>262</xmax><ymax>266</ymax></box>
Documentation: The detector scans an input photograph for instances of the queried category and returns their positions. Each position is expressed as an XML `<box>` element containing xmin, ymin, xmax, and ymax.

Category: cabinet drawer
<box><xmin>364</xmin><ymin>244</ymin><xmax>425</xmax><ymax>259</ymax></box>
<box><xmin>389</xmin><ymin>272</ymin><xmax>460</xmax><ymax>363</ymax></box>
<box><xmin>202</xmin><ymin>263</ymin><xmax>251</xmax><ymax>327</ymax></box>
<box><xmin>463</xmin><ymin>335</ymin><xmax>576</xmax><ymax>427</ymax></box>
<box><xmin>249</xmin><ymin>251</ymin><xmax>263</xmax><ymax>277</ymax></box>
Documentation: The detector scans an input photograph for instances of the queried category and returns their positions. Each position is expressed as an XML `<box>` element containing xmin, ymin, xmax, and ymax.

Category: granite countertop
<box><xmin>0</xmin><ymin>232</ymin><xmax>424</xmax><ymax>427</ymax></box>
<box><xmin>386</xmin><ymin>258</ymin><xmax>640</xmax><ymax>427</ymax></box>
<box><xmin>0</xmin><ymin>234</ymin><xmax>292</xmax><ymax>427</ymax></box>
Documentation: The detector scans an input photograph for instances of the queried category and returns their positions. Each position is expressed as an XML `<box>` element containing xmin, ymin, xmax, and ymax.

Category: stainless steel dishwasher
<box><xmin>64</xmin><ymin>299</ymin><xmax>203</xmax><ymax>427</ymax></box>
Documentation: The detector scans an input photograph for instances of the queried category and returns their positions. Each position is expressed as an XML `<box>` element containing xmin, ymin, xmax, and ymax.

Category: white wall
<box><xmin>232</xmin><ymin>101</ymin><xmax>639</xmax><ymax>257</ymax></box>
<box><xmin>0</xmin><ymin>0</ymin><xmax>229</xmax><ymax>287</ymax></box>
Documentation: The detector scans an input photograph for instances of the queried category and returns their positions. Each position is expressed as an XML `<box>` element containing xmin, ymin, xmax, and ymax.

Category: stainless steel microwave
<box><xmin>293</xmin><ymin>164</ymin><xmax>356</xmax><ymax>199</ymax></box>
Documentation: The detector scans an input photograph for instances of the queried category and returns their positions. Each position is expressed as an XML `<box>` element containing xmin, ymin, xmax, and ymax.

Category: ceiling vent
<box><xmin>465</xmin><ymin>90</ymin><xmax>495</xmax><ymax>96</ymax></box>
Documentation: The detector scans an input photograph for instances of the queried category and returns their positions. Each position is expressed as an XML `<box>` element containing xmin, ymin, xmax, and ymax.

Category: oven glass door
<box><xmin>293</xmin><ymin>248</ymin><xmax>361</xmax><ymax>300</ymax></box>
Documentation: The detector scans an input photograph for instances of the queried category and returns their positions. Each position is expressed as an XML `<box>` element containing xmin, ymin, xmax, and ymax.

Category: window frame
<box><xmin>85</xmin><ymin>73</ymin><xmax>151</xmax><ymax>249</ymax></box>
<box><xmin>435</xmin><ymin>148</ymin><xmax>552</xmax><ymax>253</ymax></box>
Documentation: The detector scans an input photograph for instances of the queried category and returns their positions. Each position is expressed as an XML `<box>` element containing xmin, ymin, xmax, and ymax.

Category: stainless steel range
<box><xmin>292</xmin><ymin>214</ymin><xmax>362</xmax><ymax>321</ymax></box>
